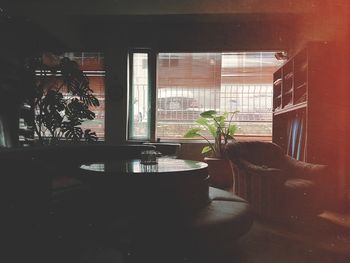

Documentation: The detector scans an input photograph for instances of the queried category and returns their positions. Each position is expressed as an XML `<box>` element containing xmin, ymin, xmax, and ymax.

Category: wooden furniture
<box><xmin>273</xmin><ymin>42</ymin><xmax>345</xmax><ymax>163</ymax></box>
<box><xmin>272</xmin><ymin>42</ymin><xmax>350</xmax><ymax>199</ymax></box>
<box><xmin>80</xmin><ymin>158</ymin><xmax>210</xmax><ymax>211</ymax></box>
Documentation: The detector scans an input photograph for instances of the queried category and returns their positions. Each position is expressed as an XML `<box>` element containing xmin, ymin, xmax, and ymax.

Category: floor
<box><xmin>320</xmin><ymin>210</ymin><xmax>350</xmax><ymax>229</ymax></box>
<box><xmin>227</xmin><ymin>218</ymin><xmax>350</xmax><ymax>263</ymax></box>
<box><xmin>70</xmin><ymin>214</ymin><xmax>350</xmax><ymax>263</ymax></box>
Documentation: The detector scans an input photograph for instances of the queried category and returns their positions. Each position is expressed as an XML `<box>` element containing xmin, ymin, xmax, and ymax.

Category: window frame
<box><xmin>128</xmin><ymin>49</ymin><xmax>279</xmax><ymax>143</ymax></box>
<box><xmin>127</xmin><ymin>49</ymin><xmax>157</xmax><ymax>141</ymax></box>
<box><xmin>22</xmin><ymin>51</ymin><xmax>106</xmax><ymax>145</ymax></box>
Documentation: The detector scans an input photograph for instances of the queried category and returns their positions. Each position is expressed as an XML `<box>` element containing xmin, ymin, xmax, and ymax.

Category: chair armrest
<box><xmin>285</xmin><ymin>156</ymin><xmax>328</xmax><ymax>180</ymax></box>
<box><xmin>238</xmin><ymin>159</ymin><xmax>283</xmax><ymax>177</ymax></box>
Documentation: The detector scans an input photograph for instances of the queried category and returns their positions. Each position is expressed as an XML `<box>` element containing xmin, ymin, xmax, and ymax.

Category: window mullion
<box><xmin>149</xmin><ymin>51</ymin><xmax>157</xmax><ymax>142</ymax></box>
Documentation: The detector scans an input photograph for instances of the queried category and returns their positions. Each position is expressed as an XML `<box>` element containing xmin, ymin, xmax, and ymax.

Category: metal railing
<box><xmin>131</xmin><ymin>84</ymin><xmax>273</xmax><ymax>139</ymax></box>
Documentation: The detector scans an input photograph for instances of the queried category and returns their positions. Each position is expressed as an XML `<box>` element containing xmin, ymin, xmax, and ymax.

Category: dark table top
<box><xmin>80</xmin><ymin>158</ymin><xmax>208</xmax><ymax>179</ymax></box>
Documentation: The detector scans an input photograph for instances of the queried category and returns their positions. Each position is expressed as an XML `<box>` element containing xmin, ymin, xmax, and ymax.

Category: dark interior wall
<box><xmin>0</xmin><ymin>11</ymin><xmax>65</xmax><ymax>147</ymax></box>
<box><xmin>283</xmin><ymin>0</ymin><xmax>349</xmax><ymax>58</ymax></box>
<box><xmin>78</xmin><ymin>14</ymin><xmax>299</xmax><ymax>52</ymax></box>
<box><xmin>0</xmin><ymin>15</ymin><xmax>24</xmax><ymax>147</ymax></box>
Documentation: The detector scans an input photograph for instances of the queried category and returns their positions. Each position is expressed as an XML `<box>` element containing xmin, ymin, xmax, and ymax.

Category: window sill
<box><xmin>127</xmin><ymin>135</ymin><xmax>272</xmax><ymax>144</ymax></box>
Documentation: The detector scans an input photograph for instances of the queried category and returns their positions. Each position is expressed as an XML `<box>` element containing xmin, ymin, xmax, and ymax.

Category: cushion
<box><xmin>185</xmin><ymin>187</ymin><xmax>253</xmax><ymax>248</ymax></box>
<box><xmin>284</xmin><ymin>178</ymin><xmax>315</xmax><ymax>190</ymax></box>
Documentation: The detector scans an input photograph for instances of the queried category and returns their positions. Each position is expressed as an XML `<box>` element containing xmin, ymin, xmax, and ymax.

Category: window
<box><xmin>20</xmin><ymin>52</ymin><xmax>105</xmax><ymax>144</ymax></box>
<box><xmin>159</xmin><ymin>53</ymin><xmax>180</xmax><ymax>68</ymax></box>
<box><xmin>64</xmin><ymin>52</ymin><xmax>105</xmax><ymax>139</ymax></box>
<box><xmin>128</xmin><ymin>51</ymin><xmax>281</xmax><ymax>141</ymax></box>
<box><xmin>128</xmin><ymin>52</ymin><xmax>151</xmax><ymax>140</ymax></box>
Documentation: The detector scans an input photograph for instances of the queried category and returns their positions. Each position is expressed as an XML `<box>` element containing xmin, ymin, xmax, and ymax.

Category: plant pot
<box><xmin>204</xmin><ymin>157</ymin><xmax>233</xmax><ymax>190</ymax></box>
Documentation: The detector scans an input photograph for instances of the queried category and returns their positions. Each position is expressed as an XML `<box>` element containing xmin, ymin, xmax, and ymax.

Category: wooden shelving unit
<box><xmin>272</xmin><ymin>42</ymin><xmax>346</xmax><ymax>165</ymax></box>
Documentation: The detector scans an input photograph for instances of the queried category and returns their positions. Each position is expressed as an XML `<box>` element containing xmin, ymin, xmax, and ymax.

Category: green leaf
<box><xmin>228</xmin><ymin>110</ymin><xmax>240</xmax><ymax>115</ymax></box>
<box><xmin>195</xmin><ymin>117</ymin><xmax>209</xmax><ymax>126</ymax></box>
<box><xmin>184</xmin><ymin>128</ymin><xmax>201</xmax><ymax>138</ymax></box>
<box><xmin>196</xmin><ymin>117</ymin><xmax>216</xmax><ymax>137</ymax></box>
<box><xmin>208</xmin><ymin>124</ymin><xmax>217</xmax><ymax>138</ymax></box>
<box><xmin>200</xmin><ymin>110</ymin><xmax>216</xmax><ymax>118</ymax></box>
<box><xmin>201</xmin><ymin>146</ymin><xmax>212</xmax><ymax>154</ymax></box>
<box><xmin>228</xmin><ymin>124</ymin><xmax>237</xmax><ymax>136</ymax></box>
<box><xmin>214</xmin><ymin>116</ymin><xmax>225</xmax><ymax>127</ymax></box>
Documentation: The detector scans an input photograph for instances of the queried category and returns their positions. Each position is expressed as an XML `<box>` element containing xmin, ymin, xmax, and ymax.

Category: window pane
<box><xmin>64</xmin><ymin>52</ymin><xmax>105</xmax><ymax>139</ymax></box>
<box><xmin>26</xmin><ymin>52</ymin><xmax>105</xmax><ymax>143</ymax></box>
<box><xmin>156</xmin><ymin>52</ymin><xmax>281</xmax><ymax>139</ymax></box>
<box><xmin>0</xmin><ymin>116</ymin><xmax>7</xmax><ymax>147</ymax></box>
<box><xmin>129</xmin><ymin>53</ymin><xmax>150</xmax><ymax>140</ymax></box>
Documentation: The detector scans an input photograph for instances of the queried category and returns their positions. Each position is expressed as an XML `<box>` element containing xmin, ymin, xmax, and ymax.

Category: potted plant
<box><xmin>184</xmin><ymin>110</ymin><xmax>238</xmax><ymax>190</ymax></box>
<box><xmin>23</xmin><ymin>52</ymin><xmax>100</xmax><ymax>145</ymax></box>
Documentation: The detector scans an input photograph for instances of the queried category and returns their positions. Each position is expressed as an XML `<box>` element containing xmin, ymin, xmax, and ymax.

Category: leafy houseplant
<box><xmin>25</xmin><ymin>52</ymin><xmax>100</xmax><ymax>145</ymax></box>
<box><xmin>184</xmin><ymin>110</ymin><xmax>238</xmax><ymax>159</ymax></box>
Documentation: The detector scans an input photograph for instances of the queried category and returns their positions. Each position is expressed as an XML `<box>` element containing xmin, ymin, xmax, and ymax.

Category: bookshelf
<box><xmin>272</xmin><ymin>42</ymin><xmax>346</xmax><ymax>165</ymax></box>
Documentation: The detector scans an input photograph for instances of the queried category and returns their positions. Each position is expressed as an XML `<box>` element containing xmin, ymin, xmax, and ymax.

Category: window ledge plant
<box><xmin>184</xmin><ymin>110</ymin><xmax>238</xmax><ymax>159</ymax></box>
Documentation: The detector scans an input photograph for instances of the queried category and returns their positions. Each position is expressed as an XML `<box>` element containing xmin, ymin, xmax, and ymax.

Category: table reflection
<box><xmin>80</xmin><ymin>158</ymin><xmax>207</xmax><ymax>176</ymax></box>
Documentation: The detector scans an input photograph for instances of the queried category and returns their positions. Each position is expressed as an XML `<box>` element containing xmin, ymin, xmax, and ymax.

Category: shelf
<box><xmin>274</xmin><ymin>91</ymin><xmax>282</xmax><ymax>97</ymax></box>
<box><xmin>273</xmin><ymin>78</ymin><xmax>282</xmax><ymax>86</ymax></box>
<box><xmin>273</xmin><ymin>106</ymin><xmax>282</xmax><ymax>111</ymax></box>
<box><xmin>284</xmin><ymin>89</ymin><xmax>293</xmax><ymax>95</ymax></box>
<box><xmin>294</xmin><ymin>93</ymin><xmax>307</xmax><ymax>104</ymax></box>
<box><xmin>284</xmin><ymin>72</ymin><xmax>294</xmax><ymax>80</ymax></box>
<box><xmin>272</xmin><ymin>43</ymin><xmax>344</xmax><ymax>165</ymax></box>
<box><xmin>273</xmin><ymin>102</ymin><xmax>307</xmax><ymax>115</ymax></box>
<box><xmin>295</xmin><ymin>83</ymin><xmax>307</xmax><ymax>90</ymax></box>
<box><xmin>298</xmin><ymin>62</ymin><xmax>308</xmax><ymax>72</ymax></box>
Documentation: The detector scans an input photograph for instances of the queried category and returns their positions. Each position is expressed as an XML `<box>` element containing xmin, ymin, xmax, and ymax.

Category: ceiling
<box><xmin>2</xmin><ymin>0</ymin><xmax>321</xmax><ymax>16</ymax></box>
<box><xmin>1</xmin><ymin>0</ymin><xmax>347</xmax><ymax>50</ymax></box>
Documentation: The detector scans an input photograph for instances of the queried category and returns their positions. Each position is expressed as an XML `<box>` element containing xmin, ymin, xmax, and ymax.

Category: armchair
<box><xmin>225</xmin><ymin>141</ymin><xmax>331</xmax><ymax>219</ymax></box>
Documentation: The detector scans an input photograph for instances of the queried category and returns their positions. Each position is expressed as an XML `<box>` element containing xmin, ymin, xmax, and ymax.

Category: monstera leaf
<box><xmin>64</xmin><ymin>126</ymin><xmax>84</xmax><ymax>142</ymax></box>
<box><xmin>84</xmin><ymin>129</ymin><xmax>98</xmax><ymax>142</ymax></box>
<box><xmin>82</xmin><ymin>94</ymin><xmax>100</xmax><ymax>107</ymax></box>
<box><xmin>60</xmin><ymin>58</ymin><xmax>93</xmax><ymax>95</ymax></box>
<box><xmin>60</xmin><ymin>58</ymin><xmax>81</xmax><ymax>81</ymax></box>
<box><xmin>41</xmin><ymin>90</ymin><xmax>65</xmax><ymax>112</ymax></box>
<box><xmin>36</xmin><ymin>110</ymin><xmax>63</xmax><ymax>131</ymax></box>
<box><xmin>66</xmin><ymin>98</ymin><xmax>95</xmax><ymax>120</ymax></box>
<box><xmin>61</xmin><ymin>118</ymin><xmax>83</xmax><ymax>142</ymax></box>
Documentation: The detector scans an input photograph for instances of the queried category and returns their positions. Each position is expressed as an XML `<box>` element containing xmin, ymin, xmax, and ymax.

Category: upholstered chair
<box><xmin>225</xmin><ymin>141</ymin><xmax>332</xmax><ymax>219</ymax></box>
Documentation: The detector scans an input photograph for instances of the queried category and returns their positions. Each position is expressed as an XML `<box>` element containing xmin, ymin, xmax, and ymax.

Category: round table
<box><xmin>78</xmin><ymin>158</ymin><xmax>252</xmax><ymax>260</ymax></box>
<box><xmin>79</xmin><ymin>158</ymin><xmax>210</xmax><ymax>211</ymax></box>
